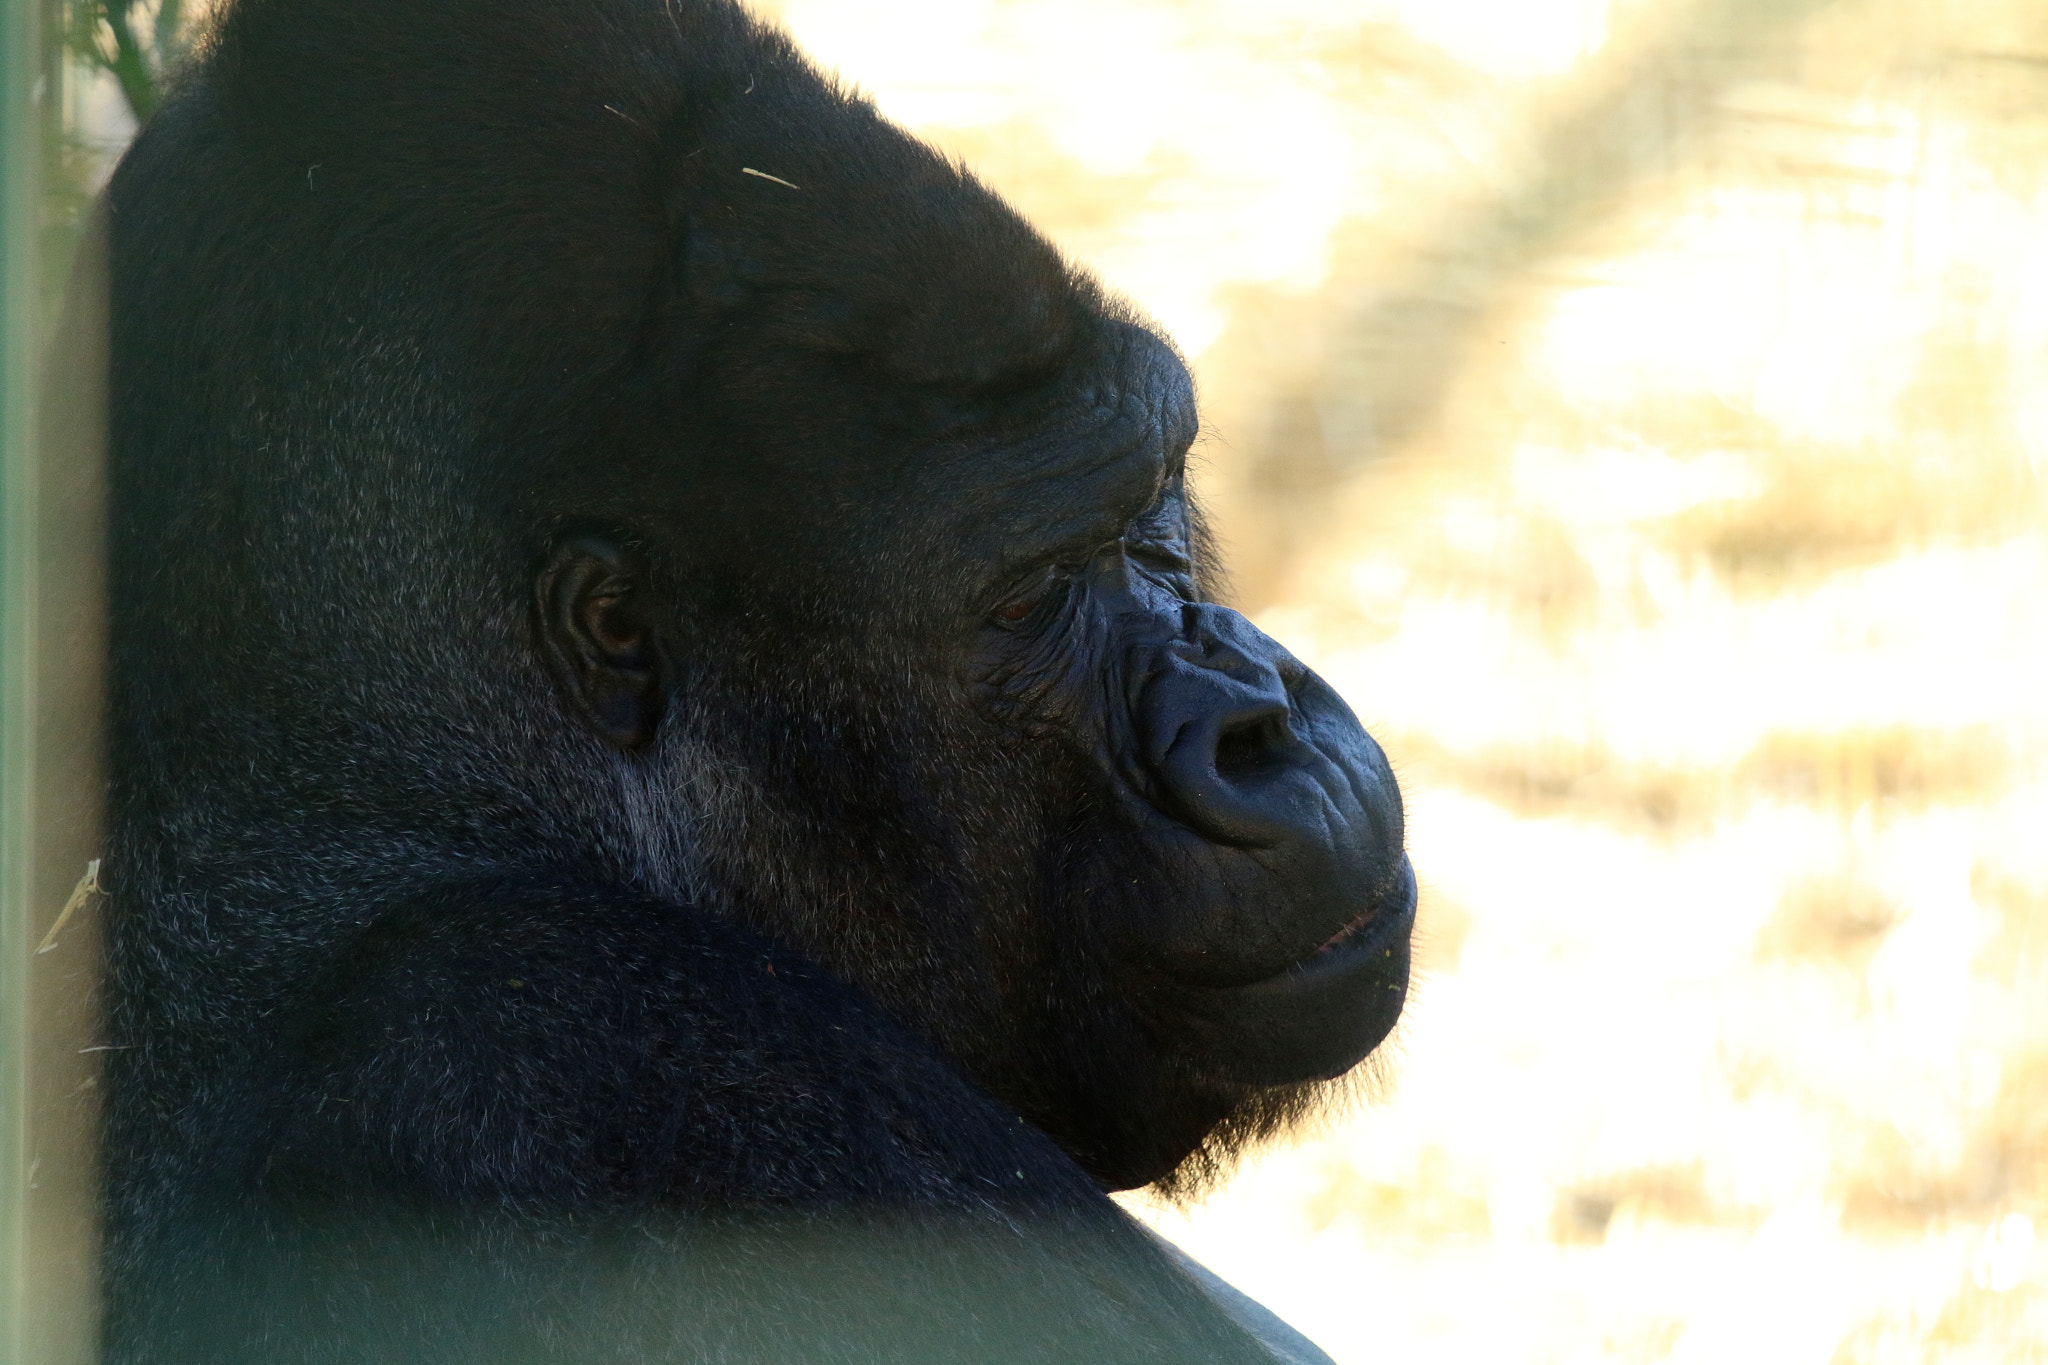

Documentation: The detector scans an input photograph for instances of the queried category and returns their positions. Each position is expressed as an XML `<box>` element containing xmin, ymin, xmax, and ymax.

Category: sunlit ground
<box><xmin>757</xmin><ymin>1</ymin><xmax>2048</xmax><ymax>1360</ymax></box>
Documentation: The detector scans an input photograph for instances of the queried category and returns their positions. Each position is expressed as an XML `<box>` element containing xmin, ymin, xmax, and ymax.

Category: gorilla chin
<box><xmin>1085</xmin><ymin>856</ymin><xmax>1415</xmax><ymax>1196</ymax></box>
<box><xmin>1167</xmin><ymin>858</ymin><xmax>1416</xmax><ymax>1088</ymax></box>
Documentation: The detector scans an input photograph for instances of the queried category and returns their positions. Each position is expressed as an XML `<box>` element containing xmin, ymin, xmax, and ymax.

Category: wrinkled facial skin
<box><xmin>936</xmin><ymin>347</ymin><xmax>1413</xmax><ymax>1185</ymax></box>
<box><xmin>975</xmin><ymin>481</ymin><xmax>1413</xmax><ymax>1062</ymax></box>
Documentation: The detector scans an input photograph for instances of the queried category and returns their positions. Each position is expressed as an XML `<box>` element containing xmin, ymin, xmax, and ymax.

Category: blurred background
<box><xmin>36</xmin><ymin>0</ymin><xmax>2048</xmax><ymax>1360</ymax></box>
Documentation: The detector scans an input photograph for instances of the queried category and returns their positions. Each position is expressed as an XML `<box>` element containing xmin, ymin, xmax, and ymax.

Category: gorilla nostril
<box><xmin>1213</xmin><ymin>710</ymin><xmax>1294</xmax><ymax>779</ymax></box>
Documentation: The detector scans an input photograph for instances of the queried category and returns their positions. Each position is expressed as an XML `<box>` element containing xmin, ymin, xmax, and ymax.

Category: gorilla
<box><xmin>96</xmin><ymin>0</ymin><xmax>1414</xmax><ymax>1359</ymax></box>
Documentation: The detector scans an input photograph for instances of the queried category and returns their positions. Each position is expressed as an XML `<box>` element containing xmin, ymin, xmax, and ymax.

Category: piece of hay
<box><xmin>741</xmin><ymin>167</ymin><xmax>801</xmax><ymax>191</ymax></box>
<box><xmin>36</xmin><ymin>858</ymin><xmax>100</xmax><ymax>954</ymax></box>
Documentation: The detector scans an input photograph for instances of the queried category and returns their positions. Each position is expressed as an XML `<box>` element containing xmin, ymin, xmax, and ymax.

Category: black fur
<box><xmin>98</xmin><ymin>0</ymin><xmax>1415</xmax><ymax>1359</ymax></box>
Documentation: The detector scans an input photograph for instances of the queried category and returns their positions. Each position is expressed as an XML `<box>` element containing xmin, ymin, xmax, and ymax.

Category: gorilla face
<box><xmin>959</xmin><ymin>330</ymin><xmax>1412</xmax><ymax>1070</ymax></box>
<box><xmin>539</xmin><ymin>293</ymin><xmax>1411</xmax><ymax>1189</ymax></box>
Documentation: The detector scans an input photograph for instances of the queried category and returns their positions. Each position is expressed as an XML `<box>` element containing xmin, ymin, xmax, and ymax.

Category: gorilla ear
<box><xmin>535</xmin><ymin>536</ymin><xmax>667</xmax><ymax>751</ymax></box>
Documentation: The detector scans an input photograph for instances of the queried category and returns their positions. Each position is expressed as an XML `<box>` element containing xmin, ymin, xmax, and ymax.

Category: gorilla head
<box><xmin>536</xmin><ymin>304</ymin><xmax>1414</xmax><ymax>1183</ymax></box>
<box><xmin>104</xmin><ymin>0</ymin><xmax>1411</xmax><ymax>1235</ymax></box>
<box><xmin>516</xmin><ymin>50</ymin><xmax>1414</xmax><ymax>1191</ymax></box>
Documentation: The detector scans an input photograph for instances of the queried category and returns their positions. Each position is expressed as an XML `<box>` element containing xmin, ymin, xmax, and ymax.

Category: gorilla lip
<box><xmin>1293</xmin><ymin>860</ymin><xmax>1417</xmax><ymax>977</ymax></box>
<box><xmin>1178</xmin><ymin>861</ymin><xmax>1415</xmax><ymax>1088</ymax></box>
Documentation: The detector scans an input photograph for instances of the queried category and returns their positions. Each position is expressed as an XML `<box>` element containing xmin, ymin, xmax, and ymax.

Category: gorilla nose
<box><xmin>1138</xmin><ymin>604</ymin><xmax>1319</xmax><ymax>849</ymax></box>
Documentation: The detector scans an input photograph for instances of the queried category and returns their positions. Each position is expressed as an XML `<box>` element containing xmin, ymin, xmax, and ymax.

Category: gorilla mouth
<box><xmin>1173</xmin><ymin>857</ymin><xmax>1415</xmax><ymax>1088</ymax></box>
<box><xmin>1286</xmin><ymin>857</ymin><xmax>1418</xmax><ymax>980</ymax></box>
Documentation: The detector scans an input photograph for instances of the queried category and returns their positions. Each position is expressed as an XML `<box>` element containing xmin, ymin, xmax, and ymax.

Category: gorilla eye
<box><xmin>990</xmin><ymin>565</ymin><xmax>1069</xmax><ymax>628</ymax></box>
